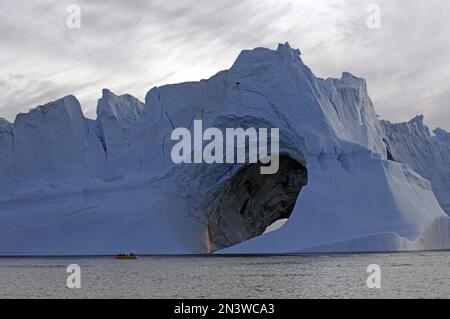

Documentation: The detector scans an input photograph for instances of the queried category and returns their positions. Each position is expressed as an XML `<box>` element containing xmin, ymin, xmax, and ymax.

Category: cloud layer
<box><xmin>0</xmin><ymin>0</ymin><xmax>449</xmax><ymax>129</ymax></box>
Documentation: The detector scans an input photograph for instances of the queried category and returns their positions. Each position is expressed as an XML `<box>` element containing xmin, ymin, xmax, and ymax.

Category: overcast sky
<box><xmin>0</xmin><ymin>0</ymin><xmax>449</xmax><ymax>130</ymax></box>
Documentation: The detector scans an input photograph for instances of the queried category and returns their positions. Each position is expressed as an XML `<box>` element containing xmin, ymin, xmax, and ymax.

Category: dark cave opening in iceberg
<box><xmin>207</xmin><ymin>156</ymin><xmax>308</xmax><ymax>251</ymax></box>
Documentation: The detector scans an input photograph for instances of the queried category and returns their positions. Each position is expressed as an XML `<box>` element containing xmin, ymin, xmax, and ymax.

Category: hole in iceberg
<box><xmin>206</xmin><ymin>156</ymin><xmax>308</xmax><ymax>252</ymax></box>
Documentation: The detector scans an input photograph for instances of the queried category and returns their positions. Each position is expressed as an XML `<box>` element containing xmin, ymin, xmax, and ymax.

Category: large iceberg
<box><xmin>0</xmin><ymin>43</ymin><xmax>449</xmax><ymax>255</ymax></box>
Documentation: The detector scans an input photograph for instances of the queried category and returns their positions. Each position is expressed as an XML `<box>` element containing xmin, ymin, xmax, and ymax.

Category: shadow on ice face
<box><xmin>207</xmin><ymin>156</ymin><xmax>308</xmax><ymax>251</ymax></box>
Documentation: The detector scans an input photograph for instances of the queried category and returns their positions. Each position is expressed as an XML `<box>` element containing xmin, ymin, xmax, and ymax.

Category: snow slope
<box><xmin>0</xmin><ymin>43</ymin><xmax>449</xmax><ymax>255</ymax></box>
<box><xmin>382</xmin><ymin>116</ymin><xmax>450</xmax><ymax>215</ymax></box>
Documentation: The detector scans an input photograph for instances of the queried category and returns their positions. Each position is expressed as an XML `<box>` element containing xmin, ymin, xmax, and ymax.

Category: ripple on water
<box><xmin>0</xmin><ymin>252</ymin><xmax>450</xmax><ymax>298</ymax></box>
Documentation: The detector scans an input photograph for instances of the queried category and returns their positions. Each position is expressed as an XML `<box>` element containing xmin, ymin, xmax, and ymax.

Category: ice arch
<box><xmin>206</xmin><ymin>156</ymin><xmax>308</xmax><ymax>251</ymax></box>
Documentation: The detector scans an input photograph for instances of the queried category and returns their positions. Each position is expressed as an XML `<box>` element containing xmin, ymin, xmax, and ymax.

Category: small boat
<box><xmin>114</xmin><ymin>253</ymin><xmax>137</xmax><ymax>260</ymax></box>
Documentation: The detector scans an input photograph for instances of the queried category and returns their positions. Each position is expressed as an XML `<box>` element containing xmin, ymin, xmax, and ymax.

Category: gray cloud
<box><xmin>0</xmin><ymin>0</ymin><xmax>449</xmax><ymax>130</ymax></box>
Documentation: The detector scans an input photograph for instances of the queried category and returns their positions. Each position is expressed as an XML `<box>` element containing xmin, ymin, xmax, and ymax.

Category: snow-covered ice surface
<box><xmin>0</xmin><ymin>43</ymin><xmax>449</xmax><ymax>255</ymax></box>
<box><xmin>382</xmin><ymin>116</ymin><xmax>450</xmax><ymax>215</ymax></box>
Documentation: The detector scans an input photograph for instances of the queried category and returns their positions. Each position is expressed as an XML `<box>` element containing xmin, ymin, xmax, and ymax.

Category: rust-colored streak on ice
<box><xmin>204</xmin><ymin>228</ymin><xmax>212</xmax><ymax>254</ymax></box>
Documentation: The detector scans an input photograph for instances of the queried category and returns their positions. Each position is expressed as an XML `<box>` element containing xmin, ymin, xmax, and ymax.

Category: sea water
<box><xmin>1</xmin><ymin>251</ymin><xmax>449</xmax><ymax>299</ymax></box>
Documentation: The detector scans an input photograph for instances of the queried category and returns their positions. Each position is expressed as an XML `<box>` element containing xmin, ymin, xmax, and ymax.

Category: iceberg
<box><xmin>0</xmin><ymin>43</ymin><xmax>449</xmax><ymax>255</ymax></box>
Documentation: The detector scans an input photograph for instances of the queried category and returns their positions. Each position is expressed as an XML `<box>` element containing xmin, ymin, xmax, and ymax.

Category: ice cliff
<box><xmin>0</xmin><ymin>43</ymin><xmax>449</xmax><ymax>255</ymax></box>
<box><xmin>382</xmin><ymin>116</ymin><xmax>450</xmax><ymax>215</ymax></box>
